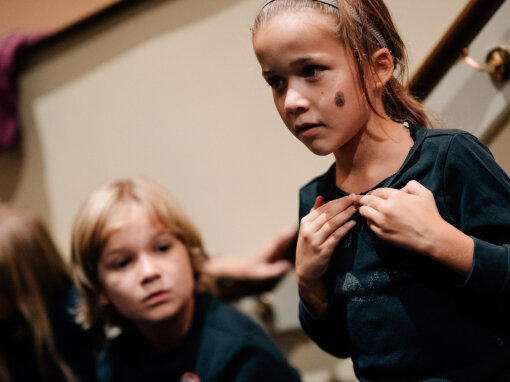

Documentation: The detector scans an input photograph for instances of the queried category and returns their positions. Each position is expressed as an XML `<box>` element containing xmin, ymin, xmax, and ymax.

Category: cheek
<box><xmin>334</xmin><ymin>91</ymin><xmax>345</xmax><ymax>107</ymax></box>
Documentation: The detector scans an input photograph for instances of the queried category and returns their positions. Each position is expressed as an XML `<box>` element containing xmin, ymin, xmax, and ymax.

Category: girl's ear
<box><xmin>370</xmin><ymin>48</ymin><xmax>394</xmax><ymax>89</ymax></box>
<box><xmin>98</xmin><ymin>292</ymin><xmax>110</xmax><ymax>307</ymax></box>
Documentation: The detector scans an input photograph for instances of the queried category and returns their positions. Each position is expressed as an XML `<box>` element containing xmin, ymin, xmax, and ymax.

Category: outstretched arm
<box><xmin>203</xmin><ymin>229</ymin><xmax>296</xmax><ymax>301</ymax></box>
<box><xmin>203</xmin><ymin>229</ymin><xmax>295</xmax><ymax>281</ymax></box>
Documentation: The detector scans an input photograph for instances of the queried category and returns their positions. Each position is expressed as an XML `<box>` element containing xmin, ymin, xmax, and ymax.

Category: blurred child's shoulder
<box><xmin>198</xmin><ymin>293</ymin><xmax>269</xmax><ymax>340</ymax></box>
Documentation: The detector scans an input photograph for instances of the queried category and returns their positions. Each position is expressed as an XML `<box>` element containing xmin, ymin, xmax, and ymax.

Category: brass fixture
<box><xmin>461</xmin><ymin>46</ymin><xmax>510</xmax><ymax>83</ymax></box>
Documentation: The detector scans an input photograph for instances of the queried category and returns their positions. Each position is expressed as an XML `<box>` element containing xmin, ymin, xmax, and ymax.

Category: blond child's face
<box><xmin>97</xmin><ymin>205</ymin><xmax>194</xmax><ymax>330</ymax></box>
<box><xmin>253</xmin><ymin>9</ymin><xmax>370</xmax><ymax>156</ymax></box>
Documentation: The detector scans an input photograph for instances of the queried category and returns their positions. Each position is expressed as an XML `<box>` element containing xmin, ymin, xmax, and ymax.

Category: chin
<box><xmin>306</xmin><ymin>145</ymin><xmax>334</xmax><ymax>156</ymax></box>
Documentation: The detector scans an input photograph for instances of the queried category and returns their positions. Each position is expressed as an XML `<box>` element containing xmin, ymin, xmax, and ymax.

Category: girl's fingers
<box><xmin>315</xmin><ymin>205</ymin><xmax>358</xmax><ymax>243</ymax></box>
<box><xmin>366</xmin><ymin>188</ymin><xmax>398</xmax><ymax>199</ymax></box>
<box><xmin>358</xmin><ymin>205</ymin><xmax>381</xmax><ymax>225</ymax></box>
<box><xmin>311</xmin><ymin>195</ymin><xmax>326</xmax><ymax>211</ymax></box>
<box><xmin>365</xmin><ymin>219</ymin><xmax>383</xmax><ymax>237</ymax></box>
<box><xmin>401</xmin><ymin>180</ymin><xmax>429</xmax><ymax>196</ymax></box>
<box><xmin>308</xmin><ymin>195</ymin><xmax>356</xmax><ymax>226</ymax></box>
<box><xmin>321</xmin><ymin>219</ymin><xmax>357</xmax><ymax>253</ymax></box>
<box><xmin>359</xmin><ymin>194</ymin><xmax>386</xmax><ymax>211</ymax></box>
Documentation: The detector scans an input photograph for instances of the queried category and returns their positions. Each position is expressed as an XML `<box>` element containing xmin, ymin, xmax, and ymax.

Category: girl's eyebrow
<box><xmin>262</xmin><ymin>56</ymin><xmax>320</xmax><ymax>76</ymax></box>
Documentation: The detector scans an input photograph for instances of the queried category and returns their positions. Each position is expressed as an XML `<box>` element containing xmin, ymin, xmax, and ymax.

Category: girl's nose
<box><xmin>284</xmin><ymin>86</ymin><xmax>310</xmax><ymax>113</ymax></box>
<box><xmin>139</xmin><ymin>254</ymin><xmax>160</xmax><ymax>284</ymax></box>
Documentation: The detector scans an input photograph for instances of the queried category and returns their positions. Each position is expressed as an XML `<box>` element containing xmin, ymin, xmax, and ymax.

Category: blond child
<box><xmin>70</xmin><ymin>177</ymin><xmax>301</xmax><ymax>382</ymax></box>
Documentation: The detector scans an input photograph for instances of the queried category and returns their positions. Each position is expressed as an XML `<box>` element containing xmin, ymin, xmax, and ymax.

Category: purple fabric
<box><xmin>0</xmin><ymin>31</ymin><xmax>49</xmax><ymax>151</ymax></box>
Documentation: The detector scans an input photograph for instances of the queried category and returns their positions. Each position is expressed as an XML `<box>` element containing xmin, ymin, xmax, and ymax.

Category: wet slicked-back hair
<box><xmin>70</xmin><ymin>177</ymin><xmax>211</xmax><ymax>330</ymax></box>
<box><xmin>253</xmin><ymin>0</ymin><xmax>431</xmax><ymax>128</ymax></box>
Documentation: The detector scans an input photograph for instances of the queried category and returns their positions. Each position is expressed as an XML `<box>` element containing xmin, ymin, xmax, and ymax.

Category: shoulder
<box><xmin>190</xmin><ymin>294</ymin><xmax>301</xmax><ymax>380</ymax></box>
<box><xmin>299</xmin><ymin>163</ymin><xmax>334</xmax><ymax>195</ymax></box>
<box><xmin>199</xmin><ymin>293</ymin><xmax>272</xmax><ymax>345</ymax></box>
<box><xmin>420</xmin><ymin>128</ymin><xmax>488</xmax><ymax>152</ymax></box>
<box><xmin>413</xmin><ymin>127</ymin><xmax>501</xmax><ymax>172</ymax></box>
<box><xmin>196</xmin><ymin>293</ymin><xmax>296</xmax><ymax>368</ymax></box>
<box><xmin>418</xmin><ymin>127</ymin><xmax>478</xmax><ymax>147</ymax></box>
<box><xmin>299</xmin><ymin>163</ymin><xmax>335</xmax><ymax>219</ymax></box>
<box><xmin>422</xmin><ymin>128</ymin><xmax>506</xmax><ymax>174</ymax></box>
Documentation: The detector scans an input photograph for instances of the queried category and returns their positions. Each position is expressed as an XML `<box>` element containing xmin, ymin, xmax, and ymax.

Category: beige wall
<box><xmin>0</xmin><ymin>0</ymin><xmax>121</xmax><ymax>35</ymax></box>
<box><xmin>0</xmin><ymin>0</ymin><xmax>470</xmax><ymax>261</ymax></box>
<box><xmin>0</xmin><ymin>1</ymin><xmax>482</xmax><ymax>381</ymax></box>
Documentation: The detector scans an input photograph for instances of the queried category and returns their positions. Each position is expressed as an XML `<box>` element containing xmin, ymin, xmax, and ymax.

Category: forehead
<box><xmin>253</xmin><ymin>8</ymin><xmax>339</xmax><ymax>59</ymax></box>
<box><xmin>103</xmin><ymin>202</ymin><xmax>163</xmax><ymax>239</ymax></box>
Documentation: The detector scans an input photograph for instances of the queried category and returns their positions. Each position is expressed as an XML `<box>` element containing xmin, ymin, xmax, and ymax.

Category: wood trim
<box><xmin>408</xmin><ymin>0</ymin><xmax>506</xmax><ymax>101</ymax></box>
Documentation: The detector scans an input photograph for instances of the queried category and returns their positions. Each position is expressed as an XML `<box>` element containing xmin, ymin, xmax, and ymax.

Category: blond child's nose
<box><xmin>139</xmin><ymin>254</ymin><xmax>160</xmax><ymax>283</ymax></box>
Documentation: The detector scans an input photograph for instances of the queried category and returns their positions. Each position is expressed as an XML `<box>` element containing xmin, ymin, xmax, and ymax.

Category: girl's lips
<box><xmin>296</xmin><ymin>123</ymin><xmax>322</xmax><ymax>137</ymax></box>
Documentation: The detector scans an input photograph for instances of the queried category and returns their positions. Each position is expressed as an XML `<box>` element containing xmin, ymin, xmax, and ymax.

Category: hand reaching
<box><xmin>203</xmin><ymin>229</ymin><xmax>295</xmax><ymax>281</ymax></box>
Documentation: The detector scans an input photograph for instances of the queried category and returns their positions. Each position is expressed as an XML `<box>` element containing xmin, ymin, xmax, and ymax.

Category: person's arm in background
<box><xmin>203</xmin><ymin>229</ymin><xmax>296</xmax><ymax>301</ymax></box>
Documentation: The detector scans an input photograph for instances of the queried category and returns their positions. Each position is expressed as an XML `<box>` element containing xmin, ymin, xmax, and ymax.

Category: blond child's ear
<box><xmin>98</xmin><ymin>292</ymin><xmax>110</xmax><ymax>306</ymax></box>
<box><xmin>370</xmin><ymin>48</ymin><xmax>394</xmax><ymax>89</ymax></box>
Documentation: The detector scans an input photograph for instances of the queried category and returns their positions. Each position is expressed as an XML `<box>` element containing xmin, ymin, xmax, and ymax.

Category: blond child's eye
<box><xmin>156</xmin><ymin>243</ymin><xmax>171</xmax><ymax>253</ymax></box>
<box><xmin>110</xmin><ymin>257</ymin><xmax>132</xmax><ymax>270</ymax></box>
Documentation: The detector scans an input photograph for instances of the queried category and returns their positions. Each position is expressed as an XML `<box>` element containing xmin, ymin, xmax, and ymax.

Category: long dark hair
<box><xmin>0</xmin><ymin>205</ymin><xmax>75</xmax><ymax>382</ymax></box>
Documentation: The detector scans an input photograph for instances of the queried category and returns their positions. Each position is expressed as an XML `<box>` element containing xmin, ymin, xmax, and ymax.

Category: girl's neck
<box><xmin>136</xmin><ymin>297</ymin><xmax>195</xmax><ymax>353</ymax></box>
<box><xmin>334</xmin><ymin>117</ymin><xmax>413</xmax><ymax>194</ymax></box>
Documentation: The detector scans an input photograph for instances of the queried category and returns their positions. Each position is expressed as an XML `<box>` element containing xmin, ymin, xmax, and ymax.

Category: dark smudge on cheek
<box><xmin>335</xmin><ymin>91</ymin><xmax>345</xmax><ymax>107</ymax></box>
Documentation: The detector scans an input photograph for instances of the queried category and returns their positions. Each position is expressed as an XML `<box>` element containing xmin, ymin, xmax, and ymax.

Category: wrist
<box><xmin>298</xmin><ymin>277</ymin><xmax>328</xmax><ymax>316</ymax></box>
<box><xmin>424</xmin><ymin>220</ymin><xmax>474</xmax><ymax>276</ymax></box>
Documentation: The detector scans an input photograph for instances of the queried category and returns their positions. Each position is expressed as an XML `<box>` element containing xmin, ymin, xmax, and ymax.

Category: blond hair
<box><xmin>70</xmin><ymin>177</ymin><xmax>212</xmax><ymax>329</ymax></box>
<box><xmin>0</xmin><ymin>205</ymin><xmax>74</xmax><ymax>382</ymax></box>
<box><xmin>253</xmin><ymin>0</ymin><xmax>431</xmax><ymax>128</ymax></box>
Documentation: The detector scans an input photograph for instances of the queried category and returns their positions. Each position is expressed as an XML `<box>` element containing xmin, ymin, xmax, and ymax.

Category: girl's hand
<box><xmin>358</xmin><ymin>180</ymin><xmax>473</xmax><ymax>275</ymax></box>
<box><xmin>358</xmin><ymin>180</ymin><xmax>441</xmax><ymax>254</ymax></box>
<box><xmin>296</xmin><ymin>195</ymin><xmax>358</xmax><ymax>314</ymax></box>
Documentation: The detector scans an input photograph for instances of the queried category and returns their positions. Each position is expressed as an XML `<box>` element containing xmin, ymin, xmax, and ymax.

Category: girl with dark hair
<box><xmin>252</xmin><ymin>0</ymin><xmax>510</xmax><ymax>380</ymax></box>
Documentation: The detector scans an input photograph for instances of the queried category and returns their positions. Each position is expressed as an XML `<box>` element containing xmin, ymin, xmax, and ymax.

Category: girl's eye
<box><xmin>302</xmin><ymin>65</ymin><xmax>324</xmax><ymax>78</ymax></box>
<box><xmin>266</xmin><ymin>76</ymin><xmax>286</xmax><ymax>91</ymax></box>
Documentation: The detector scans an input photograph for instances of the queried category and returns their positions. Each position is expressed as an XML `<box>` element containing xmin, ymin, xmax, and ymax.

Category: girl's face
<box><xmin>97</xmin><ymin>205</ymin><xmax>194</xmax><ymax>330</ymax></box>
<box><xmin>253</xmin><ymin>9</ymin><xmax>370</xmax><ymax>156</ymax></box>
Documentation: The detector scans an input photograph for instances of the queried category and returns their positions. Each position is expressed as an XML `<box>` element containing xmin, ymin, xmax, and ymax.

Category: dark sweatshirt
<box><xmin>298</xmin><ymin>126</ymin><xmax>510</xmax><ymax>382</ymax></box>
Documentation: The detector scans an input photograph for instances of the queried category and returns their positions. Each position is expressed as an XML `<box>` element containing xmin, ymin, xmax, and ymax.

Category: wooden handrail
<box><xmin>408</xmin><ymin>0</ymin><xmax>506</xmax><ymax>101</ymax></box>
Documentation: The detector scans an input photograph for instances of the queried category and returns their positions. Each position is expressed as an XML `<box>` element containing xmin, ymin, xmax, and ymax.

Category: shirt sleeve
<box><xmin>443</xmin><ymin>132</ymin><xmax>510</xmax><ymax>299</ymax></box>
<box><xmin>298</xmin><ymin>295</ymin><xmax>351</xmax><ymax>358</ymax></box>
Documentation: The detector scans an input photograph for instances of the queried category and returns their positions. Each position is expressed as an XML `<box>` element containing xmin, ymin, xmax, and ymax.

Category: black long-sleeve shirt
<box><xmin>298</xmin><ymin>127</ymin><xmax>510</xmax><ymax>381</ymax></box>
<box><xmin>98</xmin><ymin>293</ymin><xmax>301</xmax><ymax>382</ymax></box>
